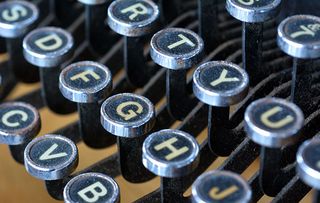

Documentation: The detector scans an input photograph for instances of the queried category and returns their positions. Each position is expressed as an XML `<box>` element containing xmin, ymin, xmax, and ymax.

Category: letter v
<box><xmin>39</xmin><ymin>143</ymin><xmax>68</xmax><ymax>160</ymax></box>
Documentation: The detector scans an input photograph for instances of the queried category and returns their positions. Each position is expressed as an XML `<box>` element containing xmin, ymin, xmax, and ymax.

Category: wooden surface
<box><xmin>0</xmin><ymin>66</ymin><xmax>313</xmax><ymax>202</ymax></box>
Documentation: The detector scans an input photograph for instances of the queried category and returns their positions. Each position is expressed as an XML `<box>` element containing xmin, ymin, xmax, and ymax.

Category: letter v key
<box><xmin>39</xmin><ymin>143</ymin><xmax>68</xmax><ymax>160</ymax></box>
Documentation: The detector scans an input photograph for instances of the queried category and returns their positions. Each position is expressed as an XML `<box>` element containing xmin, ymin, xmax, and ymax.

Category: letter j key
<box><xmin>192</xmin><ymin>170</ymin><xmax>252</xmax><ymax>203</ymax></box>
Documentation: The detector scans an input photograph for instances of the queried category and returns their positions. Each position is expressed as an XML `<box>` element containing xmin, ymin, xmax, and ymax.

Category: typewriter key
<box><xmin>297</xmin><ymin>139</ymin><xmax>320</xmax><ymax>203</ymax></box>
<box><xmin>226</xmin><ymin>0</ymin><xmax>281</xmax><ymax>85</ymax></box>
<box><xmin>60</xmin><ymin>61</ymin><xmax>115</xmax><ymax>148</ymax></box>
<box><xmin>0</xmin><ymin>0</ymin><xmax>39</xmax><ymax>83</ymax></box>
<box><xmin>193</xmin><ymin>61</ymin><xmax>249</xmax><ymax>156</ymax></box>
<box><xmin>23</xmin><ymin>27</ymin><xmax>76</xmax><ymax>114</ymax></box>
<box><xmin>24</xmin><ymin>134</ymin><xmax>78</xmax><ymax>180</ymax></box>
<box><xmin>245</xmin><ymin>97</ymin><xmax>304</xmax><ymax>196</ymax></box>
<box><xmin>150</xmin><ymin>28</ymin><xmax>204</xmax><ymax>120</ymax></box>
<box><xmin>101</xmin><ymin>93</ymin><xmax>155</xmax><ymax>183</ymax></box>
<box><xmin>277</xmin><ymin>15</ymin><xmax>320</xmax><ymax>104</ymax></box>
<box><xmin>77</xmin><ymin>0</ymin><xmax>112</xmax><ymax>55</ymax></box>
<box><xmin>198</xmin><ymin>0</ymin><xmax>219</xmax><ymax>53</ymax></box>
<box><xmin>64</xmin><ymin>173</ymin><xmax>120</xmax><ymax>203</ymax></box>
<box><xmin>0</xmin><ymin>102</ymin><xmax>40</xmax><ymax>164</ymax></box>
<box><xmin>143</xmin><ymin>129</ymin><xmax>200</xmax><ymax>202</ymax></box>
<box><xmin>192</xmin><ymin>170</ymin><xmax>252</xmax><ymax>203</ymax></box>
<box><xmin>107</xmin><ymin>0</ymin><xmax>160</xmax><ymax>87</ymax></box>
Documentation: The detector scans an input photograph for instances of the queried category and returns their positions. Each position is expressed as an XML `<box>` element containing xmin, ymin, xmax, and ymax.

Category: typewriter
<box><xmin>1</xmin><ymin>0</ymin><xmax>320</xmax><ymax>202</ymax></box>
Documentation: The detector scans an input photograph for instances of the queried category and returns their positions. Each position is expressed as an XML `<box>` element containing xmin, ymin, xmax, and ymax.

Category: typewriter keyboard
<box><xmin>0</xmin><ymin>0</ymin><xmax>319</xmax><ymax>202</ymax></box>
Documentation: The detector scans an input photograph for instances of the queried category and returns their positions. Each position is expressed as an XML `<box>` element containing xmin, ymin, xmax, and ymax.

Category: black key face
<box><xmin>24</xmin><ymin>135</ymin><xmax>78</xmax><ymax>180</ymax></box>
<box><xmin>245</xmin><ymin>98</ymin><xmax>304</xmax><ymax>148</ymax></box>
<box><xmin>193</xmin><ymin>171</ymin><xmax>251</xmax><ymax>203</ymax></box>
<box><xmin>24</xmin><ymin>28</ymin><xmax>70</xmax><ymax>54</ymax></box>
<box><xmin>148</xmin><ymin>132</ymin><xmax>194</xmax><ymax>162</ymax></box>
<box><xmin>60</xmin><ymin>61</ymin><xmax>112</xmax><ymax>103</ymax></box>
<box><xmin>153</xmin><ymin>30</ymin><xmax>199</xmax><ymax>56</ymax></box>
<box><xmin>250</xmin><ymin>102</ymin><xmax>297</xmax><ymax>132</ymax></box>
<box><xmin>0</xmin><ymin>102</ymin><xmax>39</xmax><ymax>145</ymax></box>
<box><xmin>0</xmin><ymin>104</ymin><xmax>35</xmax><ymax>132</ymax></box>
<box><xmin>226</xmin><ymin>0</ymin><xmax>280</xmax><ymax>23</ymax></box>
<box><xmin>193</xmin><ymin>61</ymin><xmax>249</xmax><ymax>106</ymax></box>
<box><xmin>65</xmin><ymin>173</ymin><xmax>119</xmax><ymax>203</ymax></box>
<box><xmin>64</xmin><ymin>65</ymin><xmax>108</xmax><ymax>91</ymax></box>
<box><xmin>143</xmin><ymin>129</ymin><xmax>200</xmax><ymax>177</ymax></box>
<box><xmin>199</xmin><ymin>64</ymin><xmax>244</xmax><ymax>93</ymax></box>
<box><xmin>297</xmin><ymin>139</ymin><xmax>320</xmax><ymax>189</ymax></box>
<box><xmin>101</xmin><ymin>93</ymin><xmax>155</xmax><ymax>137</ymax></box>
<box><xmin>301</xmin><ymin>141</ymin><xmax>320</xmax><ymax>173</ymax></box>
<box><xmin>231</xmin><ymin>0</ymin><xmax>275</xmax><ymax>8</ymax></box>
<box><xmin>23</xmin><ymin>27</ymin><xmax>74</xmax><ymax>67</ymax></box>
<box><xmin>107</xmin><ymin>0</ymin><xmax>159</xmax><ymax>36</ymax></box>
<box><xmin>0</xmin><ymin>1</ymin><xmax>38</xmax><ymax>38</ymax></box>
<box><xmin>150</xmin><ymin>28</ymin><xmax>204</xmax><ymax>69</ymax></box>
<box><xmin>109</xmin><ymin>0</ymin><xmax>156</xmax><ymax>23</ymax></box>
<box><xmin>281</xmin><ymin>16</ymin><xmax>320</xmax><ymax>43</ymax></box>
<box><xmin>103</xmin><ymin>94</ymin><xmax>151</xmax><ymax>124</ymax></box>
<box><xmin>277</xmin><ymin>15</ymin><xmax>320</xmax><ymax>58</ymax></box>
<box><xmin>0</xmin><ymin>2</ymin><xmax>35</xmax><ymax>24</ymax></box>
<box><xmin>29</xmin><ymin>138</ymin><xmax>74</xmax><ymax>168</ymax></box>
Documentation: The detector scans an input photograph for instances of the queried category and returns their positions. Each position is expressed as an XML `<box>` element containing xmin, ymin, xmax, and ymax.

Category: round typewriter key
<box><xmin>192</xmin><ymin>170</ymin><xmax>252</xmax><ymax>203</ymax></box>
<box><xmin>245</xmin><ymin>98</ymin><xmax>304</xmax><ymax>148</ymax></box>
<box><xmin>101</xmin><ymin>93</ymin><xmax>155</xmax><ymax>137</ymax></box>
<box><xmin>278</xmin><ymin>15</ymin><xmax>320</xmax><ymax>59</ymax></box>
<box><xmin>245</xmin><ymin>97</ymin><xmax>304</xmax><ymax>196</ymax></box>
<box><xmin>60</xmin><ymin>61</ymin><xmax>115</xmax><ymax>148</ymax></box>
<box><xmin>143</xmin><ymin>129</ymin><xmax>200</xmax><ymax>177</ymax></box>
<box><xmin>107</xmin><ymin>0</ymin><xmax>159</xmax><ymax>37</ymax></box>
<box><xmin>64</xmin><ymin>173</ymin><xmax>120</xmax><ymax>203</ymax></box>
<box><xmin>226</xmin><ymin>0</ymin><xmax>281</xmax><ymax>23</ymax></box>
<box><xmin>0</xmin><ymin>1</ymin><xmax>38</xmax><ymax>38</ymax></box>
<box><xmin>0</xmin><ymin>102</ymin><xmax>40</xmax><ymax>164</ymax></box>
<box><xmin>23</xmin><ymin>27</ymin><xmax>74</xmax><ymax>67</ymax></box>
<box><xmin>23</xmin><ymin>27</ymin><xmax>76</xmax><ymax>114</ymax></box>
<box><xmin>226</xmin><ymin>0</ymin><xmax>281</xmax><ymax>86</ymax></box>
<box><xmin>193</xmin><ymin>61</ymin><xmax>249</xmax><ymax>156</ymax></box>
<box><xmin>78</xmin><ymin>0</ymin><xmax>113</xmax><ymax>55</ymax></box>
<box><xmin>193</xmin><ymin>61</ymin><xmax>249</xmax><ymax>107</ymax></box>
<box><xmin>0</xmin><ymin>0</ymin><xmax>39</xmax><ymax>83</ymax></box>
<box><xmin>151</xmin><ymin>28</ymin><xmax>204</xmax><ymax>70</ymax></box>
<box><xmin>297</xmin><ymin>139</ymin><xmax>320</xmax><ymax>202</ymax></box>
<box><xmin>24</xmin><ymin>134</ymin><xmax>78</xmax><ymax>180</ymax></box>
<box><xmin>107</xmin><ymin>0</ymin><xmax>160</xmax><ymax>87</ymax></box>
<box><xmin>297</xmin><ymin>139</ymin><xmax>320</xmax><ymax>190</ymax></box>
<box><xmin>101</xmin><ymin>93</ymin><xmax>155</xmax><ymax>183</ymax></box>
<box><xmin>277</xmin><ymin>15</ymin><xmax>320</xmax><ymax>104</ymax></box>
<box><xmin>143</xmin><ymin>129</ymin><xmax>200</xmax><ymax>202</ymax></box>
<box><xmin>150</xmin><ymin>28</ymin><xmax>204</xmax><ymax>120</ymax></box>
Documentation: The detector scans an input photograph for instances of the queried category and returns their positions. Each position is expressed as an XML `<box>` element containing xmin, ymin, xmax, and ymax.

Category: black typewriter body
<box><xmin>0</xmin><ymin>0</ymin><xmax>320</xmax><ymax>202</ymax></box>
